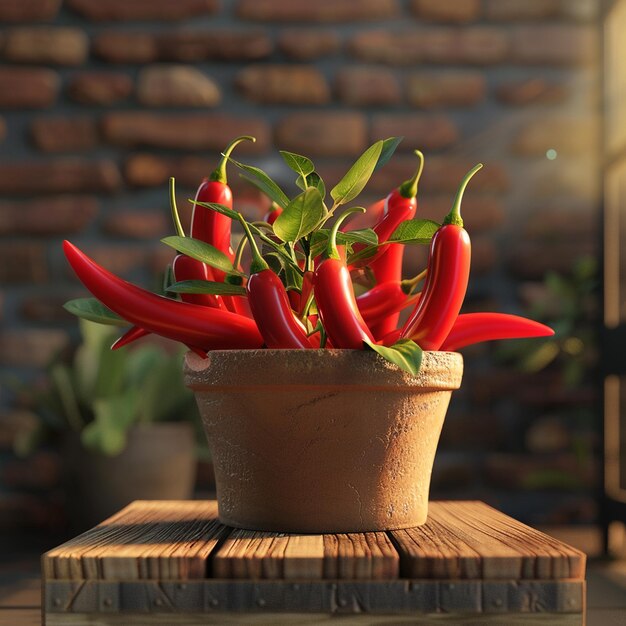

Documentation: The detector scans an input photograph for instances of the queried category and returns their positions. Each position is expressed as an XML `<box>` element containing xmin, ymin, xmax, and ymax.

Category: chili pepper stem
<box><xmin>169</xmin><ymin>177</ymin><xmax>185</xmax><ymax>238</ymax></box>
<box><xmin>210</xmin><ymin>135</ymin><xmax>256</xmax><ymax>184</ymax></box>
<box><xmin>233</xmin><ymin>234</ymin><xmax>248</xmax><ymax>270</ymax></box>
<box><xmin>237</xmin><ymin>213</ymin><xmax>269</xmax><ymax>274</ymax></box>
<box><xmin>444</xmin><ymin>163</ymin><xmax>483</xmax><ymax>227</ymax></box>
<box><xmin>398</xmin><ymin>150</ymin><xmax>425</xmax><ymax>199</ymax></box>
<box><xmin>327</xmin><ymin>207</ymin><xmax>366</xmax><ymax>260</ymax></box>
<box><xmin>401</xmin><ymin>268</ymin><xmax>428</xmax><ymax>294</ymax></box>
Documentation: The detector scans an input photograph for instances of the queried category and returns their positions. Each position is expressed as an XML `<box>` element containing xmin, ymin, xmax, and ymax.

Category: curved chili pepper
<box><xmin>190</xmin><ymin>135</ymin><xmax>255</xmax><ymax>316</ymax></box>
<box><xmin>441</xmin><ymin>313</ymin><xmax>554</xmax><ymax>352</ymax></box>
<box><xmin>314</xmin><ymin>208</ymin><xmax>375</xmax><ymax>349</ymax></box>
<box><xmin>357</xmin><ymin>281</ymin><xmax>421</xmax><ymax>329</ymax></box>
<box><xmin>111</xmin><ymin>325</ymin><xmax>150</xmax><ymax>351</ymax></box>
<box><xmin>351</xmin><ymin>150</ymin><xmax>424</xmax><ymax>269</ymax></box>
<box><xmin>400</xmin><ymin>163</ymin><xmax>482</xmax><ymax>350</ymax></box>
<box><xmin>238</xmin><ymin>216</ymin><xmax>313</xmax><ymax>349</ymax></box>
<box><xmin>263</xmin><ymin>202</ymin><xmax>283</xmax><ymax>226</ymax></box>
<box><xmin>171</xmin><ymin>254</ymin><xmax>226</xmax><ymax>309</ymax></box>
<box><xmin>63</xmin><ymin>240</ymin><xmax>263</xmax><ymax>351</ymax></box>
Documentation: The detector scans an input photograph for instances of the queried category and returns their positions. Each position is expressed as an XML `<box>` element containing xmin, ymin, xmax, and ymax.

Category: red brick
<box><xmin>0</xmin><ymin>117</ymin><xmax>5</xmax><ymax>142</ymax></box>
<box><xmin>124</xmin><ymin>154</ymin><xmax>170</xmax><ymax>187</ymax></box>
<box><xmin>512</xmin><ymin>117</ymin><xmax>598</xmax><ymax>156</ymax></box>
<box><xmin>3</xmin><ymin>27</ymin><xmax>88</xmax><ymax>65</ymax></box>
<box><xmin>0</xmin><ymin>0</ymin><xmax>60</xmax><ymax>22</ymax></box>
<box><xmin>93</xmin><ymin>31</ymin><xmax>156</xmax><ymax>63</ymax></box>
<box><xmin>0</xmin><ymin>242</ymin><xmax>48</xmax><ymax>283</ymax></box>
<box><xmin>237</xmin><ymin>0</ymin><xmax>398</xmax><ymax>22</ymax></box>
<box><xmin>67</xmin><ymin>0</ymin><xmax>218</xmax><ymax>21</ymax></box>
<box><xmin>507</xmin><ymin>240</ymin><xmax>595</xmax><ymax>280</ymax></box>
<box><xmin>275</xmin><ymin>112</ymin><xmax>367</xmax><ymax>157</ymax></box>
<box><xmin>20</xmin><ymin>292</ymin><xmax>84</xmax><ymax>322</ymax></box>
<box><xmin>102</xmin><ymin>211</ymin><xmax>169</xmax><ymax>239</ymax></box>
<box><xmin>531</xmin><ymin>162</ymin><xmax>599</xmax><ymax>203</ymax></box>
<box><xmin>68</xmin><ymin>71</ymin><xmax>133</xmax><ymax>105</ymax></box>
<box><xmin>137</xmin><ymin>65</ymin><xmax>221</xmax><ymax>107</ymax></box>
<box><xmin>0</xmin><ymin>196</ymin><xmax>97</xmax><ymax>236</ymax></box>
<box><xmin>2</xmin><ymin>451</ymin><xmax>61</xmax><ymax>488</ymax></box>
<box><xmin>513</xmin><ymin>25</ymin><xmax>598</xmax><ymax>65</ymax></box>
<box><xmin>335</xmin><ymin>67</ymin><xmax>401</xmax><ymax>106</ymax></box>
<box><xmin>0</xmin><ymin>329</ymin><xmax>69</xmax><ymax>366</ymax></box>
<box><xmin>102</xmin><ymin>113</ymin><xmax>271</xmax><ymax>152</ymax></box>
<box><xmin>94</xmin><ymin>30</ymin><xmax>272</xmax><ymax>63</ymax></box>
<box><xmin>0</xmin><ymin>160</ymin><xmax>121</xmax><ymax>195</ymax></box>
<box><xmin>496</xmin><ymin>79</ymin><xmax>569</xmax><ymax>105</ymax></box>
<box><xmin>31</xmin><ymin>117</ymin><xmax>98</xmax><ymax>152</ymax></box>
<box><xmin>411</xmin><ymin>0</ymin><xmax>480</xmax><ymax>23</ymax></box>
<box><xmin>523</xmin><ymin>207</ymin><xmax>597</xmax><ymax>239</ymax></box>
<box><xmin>372</xmin><ymin>114</ymin><xmax>458</xmax><ymax>151</ymax></box>
<box><xmin>278</xmin><ymin>30</ymin><xmax>340</xmax><ymax>60</ymax></box>
<box><xmin>80</xmin><ymin>245</ymin><xmax>150</xmax><ymax>277</ymax></box>
<box><xmin>365</xmin><ymin>156</ymin><xmax>509</xmax><ymax>195</ymax></box>
<box><xmin>0</xmin><ymin>67</ymin><xmax>58</xmax><ymax>108</ymax></box>
<box><xmin>407</xmin><ymin>71</ymin><xmax>486</xmax><ymax>108</ymax></box>
<box><xmin>156</xmin><ymin>30</ymin><xmax>272</xmax><ymax>62</ymax></box>
<box><xmin>349</xmin><ymin>28</ymin><xmax>509</xmax><ymax>65</ymax></box>
<box><xmin>485</xmin><ymin>0</ymin><xmax>562</xmax><ymax>20</ymax></box>
<box><xmin>236</xmin><ymin>65</ymin><xmax>330</xmax><ymax>105</ymax></box>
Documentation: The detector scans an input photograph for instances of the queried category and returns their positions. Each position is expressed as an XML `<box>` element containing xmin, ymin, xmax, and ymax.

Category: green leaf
<box><xmin>280</xmin><ymin>151</ymin><xmax>315</xmax><ymax>179</ymax></box>
<box><xmin>297</xmin><ymin>171</ymin><xmax>326</xmax><ymax>200</ymax></box>
<box><xmin>364</xmin><ymin>338</ymin><xmax>423</xmax><ymax>375</ymax></box>
<box><xmin>330</xmin><ymin>140</ymin><xmax>383</xmax><ymax>206</ymax></box>
<box><xmin>231</xmin><ymin>160</ymin><xmax>290</xmax><ymax>208</ymax></box>
<box><xmin>63</xmin><ymin>298</ymin><xmax>126</xmax><ymax>327</ymax></box>
<box><xmin>388</xmin><ymin>219</ymin><xmax>441</xmax><ymax>245</ymax></box>
<box><xmin>273</xmin><ymin>187</ymin><xmax>325</xmax><ymax>243</ymax></box>
<box><xmin>374</xmin><ymin>136</ymin><xmax>403</xmax><ymax>171</ymax></box>
<box><xmin>161</xmin><ymin>236</ymin><xmax>238</xmax><ymax>275</ymax></box>
<box><xmin>167</xmin><ymin>280</ymin><xmax>246</xmax><ymax>296</ymax></box>
<box><xmin>310</xmin><ymin>228</ymin><xmax>378</xmax><ymax>258</ymax></box>
<box><xmin>346</xmin><ymin>244</ymin><xmax>380</xmax><ymax>266</ymax></box>
<box><xmin>284</xmin><ymin>262</ymin><xmax>303</xmax><ymax>292</ymax></box>
<box><xmin>190</xmin><ymin>201</ymin><xmax>239</xmax><ymax>221</ymax></box>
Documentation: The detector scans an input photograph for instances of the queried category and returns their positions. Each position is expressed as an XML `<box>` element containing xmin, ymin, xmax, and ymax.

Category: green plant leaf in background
<box><xmin>364</xmin><ymin>338</ymin><xmax>423</xmax><ymax>375</ymax></box>
<box><xmin>330</xmin><ymin>140</ymin><xmax>383</xmax><ymax>206</ymax></box>
<box><xmin>310</xmin><ymin>228</ymin><xmax>378</xmax><ymax>258</ymax></box>
<box><xmin>167</xmin><ymin>280</ymin><xmax>247</xmax><ymax>296</ymax></box>
<box><xmin>273</xmin><ymin>186</ymin><xmax>325</xmax><ymax>242</ymax></box>
<box><xmin>63</xmin><ymin>298</ymin><xmax>126</xmax><ymax>326</ymax></box>
<box><xmin>161</xmin><ymin>236</ymin><xmax>239</xmax><ymax>275</ymax></box>
<box><xmin>297</xmin><ymin>171</ymin><xmax>326</xmax><ymax>200</ymax></box>
<box><xmin>388</xmin><ymin>219</ymin><xmax>441</xmax><ymax>245</ymax></box>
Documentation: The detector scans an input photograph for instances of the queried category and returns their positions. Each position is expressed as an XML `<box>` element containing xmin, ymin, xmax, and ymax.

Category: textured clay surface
<box><xmin>185</xmin><ymin>350</ymin><xmax>463</xmax><ymax>533</ymax></box>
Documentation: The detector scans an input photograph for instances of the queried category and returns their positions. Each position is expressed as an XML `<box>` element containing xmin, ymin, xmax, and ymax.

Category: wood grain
<box><xmin>323</xmin><ymin>532</ymin><xmax>399</xmax><ymax>579</ymax></box>
<box><xmin>390</xmin><ymin>501</ymin><xmax>586</xmax><ymax>580</ymax></box>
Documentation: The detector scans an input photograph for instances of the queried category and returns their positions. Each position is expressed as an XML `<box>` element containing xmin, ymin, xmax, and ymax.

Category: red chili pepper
<box><xmin>314</xmin><ymin>208</ymin><xmax>375</xmax><ymax>349</ymax></box>
<box><xmin>238</xmin><ymin>216</ymin><xmax>313</xmax><ymax>349</ymax></box>
<box><xmin>172</xmin><ymin>254</ymin><xmax>226</xmax><ymax>309</ymax></box>
<box><xmin>263</xmin><ymin>202</ymin><xmax>283</xmax><ymax>225</ymax></box>
<box><xmin>357</xmin><ymin>281</ymin><xmax>421</xmax><ymax>329</ymax></box>
<box><xmin>351</xmin><ymin>150</ymin><xmax>424</xmax><ymax>269</ymax></box>
<box><xmin>63</xmin><ymin>240</ymin><xmax>263</xmax><ymax>351</ymax></box>
<box><xmin>111</xmin><ymin>325</ymin><xmax>150</xmax><ymax>351</ymax></box>
<box><xmin>441</xmin><ymin>313</ymin><xmax>554</xmax><ymax>352</ymax></box>
<box><xmin>400</xmin><ymin>164</ymin><xmax>482</xmax><ymax>350</ymax></box>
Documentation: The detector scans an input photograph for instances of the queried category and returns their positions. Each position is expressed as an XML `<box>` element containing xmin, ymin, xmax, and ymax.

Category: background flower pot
<box><xmin>64</xmin><ymin>422</ymin><xmax>196</xmax><ymax>530</ymax></box>
<box><xmin>185</xmin><ymin>349</ymin><xmax>463</xmax><ymax>533</ymax></box>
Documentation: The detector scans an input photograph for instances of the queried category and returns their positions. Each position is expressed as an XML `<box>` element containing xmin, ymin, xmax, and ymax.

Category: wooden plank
<box><xmin>44</xmin><ymin>579</ymin><xmax>584</xmax><ymax>616</ymax></box>
<box><xmin>44</xmin><ymin>501</ymin><xmax>226</xmax><ymax>581</ymax></box>
<box><xmin>212</xmin><ymin>530</ymin><xmax>324</xmax><ymax>580</ymax></box>
<box><xmin>323</xmin><ymin>533</ymin><xmax>399</xmax><ymax>579</ymax></box>
<box><xmin>390</xmin><ymin>502</ymin><xmax>585</xmax><ymax>580</ymax></box>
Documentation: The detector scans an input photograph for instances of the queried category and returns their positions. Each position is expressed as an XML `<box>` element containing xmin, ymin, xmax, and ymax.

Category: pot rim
<box><xmin>184</xmin><ymin>349</ymin><xmax>463</xmax><ymax>392</ymax></box>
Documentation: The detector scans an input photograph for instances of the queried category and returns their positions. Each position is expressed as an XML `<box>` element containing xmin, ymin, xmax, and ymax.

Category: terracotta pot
<box><xmin>185</xmin><ymin>349</ymin><xmax>463</xmax><ymax>533</ymax></box>
<box><xmin>65</xmin><ymin>422</ymin><xmax>196</xmax><ymax>530</ymax></box>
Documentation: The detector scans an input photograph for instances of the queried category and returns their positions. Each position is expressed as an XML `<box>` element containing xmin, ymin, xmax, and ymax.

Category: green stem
<box><xmin>443</xmin><ymin>163</ymin><xmax>483</xmax><ymax>227</ymax></box>
<box><xmin>169</xmin><ymin>177</ymin><xmax>185</xmax><ymax>238</ymax></box>
<box><xmin>210</xmin><ymin>135</ymin><xmax>256</xmax><ymax>184</ymax></box>
<box><xmin>248</xmin><ymin>223</ymin><xmax>302</xmax><ymax>273</ymax></box>
<box><xmin>401</xmin><ymin>268</ymin><xmax>427</xmax><ymax>294</ymax></box>
<box><xmin>233</xmin><ymin>234</ymin><xmax>248</xmax><ymax>271</ymax></box>
<box><xmin>237</xmin><ymin>214</ymin><xmax>268</xmax><ymax>274</ymax></box>
<box><xmin>326</xmin><ymin>207</ymin><xmax>366</xmax><ymax>260</ymax></box>
<box><xmin>398</xmin><ymin>150</ymin><xmax>425</xmax><ymax>199</ymax></box>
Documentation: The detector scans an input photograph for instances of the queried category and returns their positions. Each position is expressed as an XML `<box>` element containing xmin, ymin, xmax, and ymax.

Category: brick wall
<box><xmin>0</xmin><ymin>0</ymin><xmax>601</xmax><ymax>530</ymax></box>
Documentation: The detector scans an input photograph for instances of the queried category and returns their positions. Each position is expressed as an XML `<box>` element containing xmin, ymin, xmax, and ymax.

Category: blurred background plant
<box><xmin>7</xmin><ymin>319</ymin><xmax>205</xmax><ymax>458</ymax></box>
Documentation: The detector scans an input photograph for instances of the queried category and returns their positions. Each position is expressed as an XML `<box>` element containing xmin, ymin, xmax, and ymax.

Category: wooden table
<box><xmin>42</xmin><ymin>500</ymin><xmax>586</xmax><ymax>624</ymax></box>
